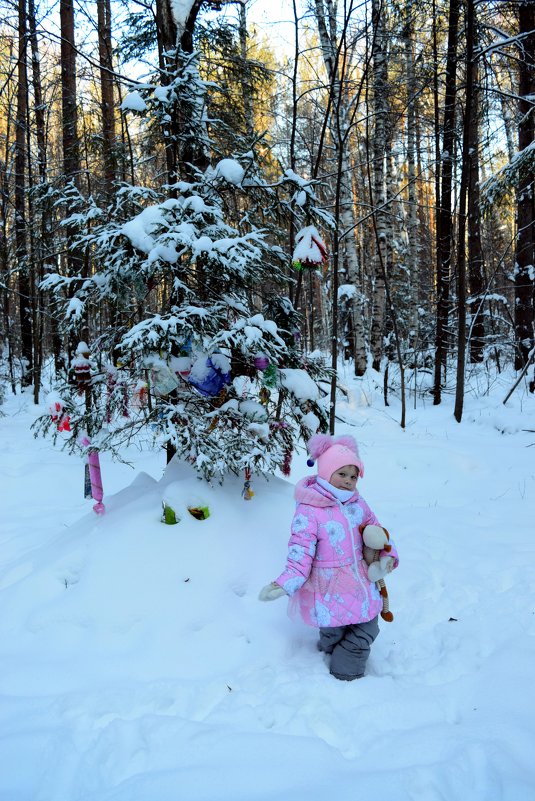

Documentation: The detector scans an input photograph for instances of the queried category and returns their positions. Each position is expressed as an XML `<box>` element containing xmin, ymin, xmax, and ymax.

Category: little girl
<box><xmin>259</xmin><ymin>434</ymin><xmax>399</xmax><ymax>681</ymax></box>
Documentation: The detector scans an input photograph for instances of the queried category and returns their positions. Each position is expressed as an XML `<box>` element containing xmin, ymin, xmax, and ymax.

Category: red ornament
<box><xmin>58</xmin><ymin>415</ymin><xmax>71</xmax><ymax>432</ymax></box>
<box><xmin>282</xmin><ymin>446</ymin><xmax>293</xmax><ymax>477</ymax></box>
<box><xmin>50</xmin><ymin>400</ymin><xmax>71</xmax><ymax>432</ymax></box>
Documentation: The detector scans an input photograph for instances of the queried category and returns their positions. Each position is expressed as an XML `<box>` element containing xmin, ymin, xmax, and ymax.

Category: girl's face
<box><xmin>329</xmin><ymin>464</ymin><xmax>359</xmax><ymax>491</ymax></box>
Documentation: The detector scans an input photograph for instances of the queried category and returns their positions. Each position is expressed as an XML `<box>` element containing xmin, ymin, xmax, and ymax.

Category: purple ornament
<box><xmin>254</xmin><ymin>356</ymin><xmax>270</xmax><ymax>371</ymax></box>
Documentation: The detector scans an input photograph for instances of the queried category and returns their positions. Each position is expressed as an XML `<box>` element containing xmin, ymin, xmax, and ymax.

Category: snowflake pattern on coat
<box><xmin>275</xmin><ymin>476</ymin><xmax>399</xmax><ymax>628</ymax></box>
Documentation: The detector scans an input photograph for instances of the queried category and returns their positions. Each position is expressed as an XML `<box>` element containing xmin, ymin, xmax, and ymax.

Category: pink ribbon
<box><xmin>80</xmin><ymin>436</ymin><xmax>105</xmax><ymax>514</ymax></box>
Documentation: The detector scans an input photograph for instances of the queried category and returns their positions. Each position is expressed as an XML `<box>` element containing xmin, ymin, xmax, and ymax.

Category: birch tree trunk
<box><xmin>28</xmin><ymin>0</ymin><xmax>56</xmax><ymax>391</ymax></box>
<box><xmin>370</xmin><ymin>0</ymin><xmax>388</xmax><ymax>372</ymax></box>
<box><xmin>313</xmin><ymin>0</ymin><xmax>367</xmax><ymax>376</ymax></box>
<box><xmin>15</xmin><ymin>0</ymin><xmax>33</xmax><ymax>387</ymax></box>
<box><xmin>467</xmin><ymin>29</ymin><xmax>486</xmax><ymax>364</ymax></box>
<box><xmin>404</xmin><ymin>0</ymin><xmax>419</xmax><ymax>351</ymax></box>
<box><xmin>496</xmin><ymin>66</ymin><xmax>516</xmax><ymax>163</ymax></box>
<box><xmin>340</xmin><ymin>145</ymin><xmax>367</xmax><ymax>374</ymax></box>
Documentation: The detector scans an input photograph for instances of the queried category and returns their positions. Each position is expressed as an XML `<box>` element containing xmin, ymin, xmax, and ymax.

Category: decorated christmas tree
<box><xmin>34</xmin><ymin>48</ymin><xmax>332</xmax><ymax>484</ymax></box>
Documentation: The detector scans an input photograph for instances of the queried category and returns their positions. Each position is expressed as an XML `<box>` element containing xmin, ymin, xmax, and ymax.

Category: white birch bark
<box><xmin>313</xmin><ymin>0</ymin><xmax>367</xmax><ymax>375</ymax></box>
<box><xmin>404</xmin><ymin>0</ymin><xmax>419</xmax><ymax>350</ymax></box>
<box><xmin>370</xmin><ymin>0</ymin><xmax>388</xmax><ymax>371</ymax></box>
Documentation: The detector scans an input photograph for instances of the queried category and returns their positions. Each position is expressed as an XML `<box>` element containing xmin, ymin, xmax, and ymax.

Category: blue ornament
<box><xmin>307</xmin><ymin>458</ymin><xmax>315</xmax><ymax>467</ymax></box>
<box><xmin>188</xmin><ymin>357</ymin><xmax>231</xmax><ymax>398</ymax></box>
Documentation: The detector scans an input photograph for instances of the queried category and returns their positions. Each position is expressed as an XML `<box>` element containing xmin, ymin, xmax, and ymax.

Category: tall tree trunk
<box><xmin>28</xmin><ymin>0</ymin><xmax>52</xmax><ymax>394</ymax></box>
<box><xmin>155</xmin><ymin>0</ymin><xmax>210</xmax><ymax>186</ymax></box>
<box><xmin>404</xmin><ymin>0</ymin><xmax>419</xmax><ymax>351</ymax></box>
<box><xmin>238</xmin><ymin>1</ymin><xmax>255</xmax><ymax>140</ymax></box>
<box><xmin>431</xmin><ymin>0</ymin><xmax>441</xmax><ymax>321</ymax></box>
<box><xmin>313</xmin><ymin>0</ymin><xmax>368</xmax><ymax>377</ymax></box>
<box><xmin>514</xmin><ymin>1</ymin><xmax>535</xmax><ymax>369</ymax></box>
<box><xmin>16</xmin><ymin>0</ymin><xmax>33</xmax><ymax>387</ymax></box>
<box><xmin>1</xmin><ymin>61</ymin><xmax>16</xmax><ymax>393</ymax></box>
<box><xmin>467</xmin><ymin>27</ymin><xmax>486</xmax><ymax>365</ymax></box>
<box><xmin>433</xmin><ymin>0</ymin><xmax>460</xmax><ymax>404</ymax></box>
<box><xmin>454</xmin><ymin>0</ymin><xmax>476</xmax><ymax>423</ymax></box>
<box><xmin>329</xmin><ymin>144</ymin><xmax>344</xmax><ymax>434</ymax></box>
<box><xmin>496</xmin><ymin>65</ymin><xmax>516</xmax><ymax>163</ymax></box>
<box><xmin>288</xmin><ymin>0</ymin><xmax>300</xmax><ymax>311</ymax></box>
<box><xmin>155</xmin><ymin>0</ymin><xmax>179</xmax><ymax>187</ymax></box>
<box><xmin>60</xmin><ymin>0</ymin><xmax>85</xmax><ymax>348</ymax></box>
<box><xmin>97</xmin><ymin>0</ymin><xmax>116</xmax><ymax>196</ymax></box>
<box><xmin>370</xmin><ymin>0</ymin><xmax>389</xmax><ymax>372</ymax></box>
<box><xmin>60</xmin><ymin>0</ymin><xmax>80</xmax><ymax>190</ymax></box>
<box><xmin>340</xmin><ymin>146</ymin><xmax>367</xmax><ymax>375</ymax></box>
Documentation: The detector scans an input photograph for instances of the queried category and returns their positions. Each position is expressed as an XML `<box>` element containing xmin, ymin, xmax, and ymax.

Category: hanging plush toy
<box><xmin>72</xmin><ymin>342</ymin><xmax>92</xmax><ymax>395</ymax></box>
<box><xmin>362</xmin><ymin>524</ymin><xmax>394</xmax><ymax>622</ymax></box>
<box><xmin>242</xmin><ymin>467</ymin><xmax>254</xmax><ymax>500</ymax></box>
<box><xmin>292</xmin><ymin>225</ymin><xmax>328</xmax><ymax>271</ymax></box>
<box><xmin>49</xmin><ymin>398</ymin><xmax>71</xmax><ymax>432</ymax></box>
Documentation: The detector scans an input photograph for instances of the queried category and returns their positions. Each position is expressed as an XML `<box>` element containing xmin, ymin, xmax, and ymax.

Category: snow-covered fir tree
<box><xmin>35</xmin><ymin>47</ymin><xmax>333</xmax><ymax>482</ymax></box>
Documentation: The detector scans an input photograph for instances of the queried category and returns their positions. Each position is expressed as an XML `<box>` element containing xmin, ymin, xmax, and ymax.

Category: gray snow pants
<box><xmin>318</xmin><ymin>616</ymin><xmax>380</xmax><ymax>680</ymax></box>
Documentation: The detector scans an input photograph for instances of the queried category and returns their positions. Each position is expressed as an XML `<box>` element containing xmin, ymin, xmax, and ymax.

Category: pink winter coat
<box><xmin>275</xmin><ymin>477</ymin><xmax>399</xmax><ymax>628</ymax></box>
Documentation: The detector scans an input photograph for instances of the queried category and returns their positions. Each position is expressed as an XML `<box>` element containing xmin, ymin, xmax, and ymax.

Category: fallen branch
<box><xmin>502</xmin><ymin>350</ymin><xmax>535</xmax><ymax>405</ymax></box>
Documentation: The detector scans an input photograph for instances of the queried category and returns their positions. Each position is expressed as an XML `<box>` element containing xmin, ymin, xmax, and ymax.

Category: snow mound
<box><xmin>1</xmin><ymin>382</ymin><xmax>535</xmax><ymax>800</ymax></box>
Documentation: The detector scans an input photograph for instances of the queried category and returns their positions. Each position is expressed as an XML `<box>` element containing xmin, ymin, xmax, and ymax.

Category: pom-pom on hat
<box><xmin>307</xmin><ymin>434</ymin><xmax>364</xmax><ymax>482</ymax></box>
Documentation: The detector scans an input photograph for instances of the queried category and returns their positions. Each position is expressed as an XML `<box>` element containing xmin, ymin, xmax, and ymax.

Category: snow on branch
<box><xmin>481</xmin><ymin>140</ymin><xmax>535</xmax><ymax>209</ymax></box>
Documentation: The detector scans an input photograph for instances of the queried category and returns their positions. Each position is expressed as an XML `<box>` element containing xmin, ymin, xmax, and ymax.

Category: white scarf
<box><xmin>316</xmin><ymin>477</ymin><xmax>355</xmax><ymax>503</ymax></box>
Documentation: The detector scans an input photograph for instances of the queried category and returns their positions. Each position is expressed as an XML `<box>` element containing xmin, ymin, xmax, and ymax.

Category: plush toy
<box><xmin>292</xmin><ymin>225</ymin><xmax>328</xmax><ymax>271</ymax></box>
<box><xmin>362</xmin><ymin>524</ymin><xmax>394</xmax><ymax>622</ymax></box>
<box><xmin>72</xmin><ymin>342</ymin><xmax>92</xmax><ymax>395</ymax></box>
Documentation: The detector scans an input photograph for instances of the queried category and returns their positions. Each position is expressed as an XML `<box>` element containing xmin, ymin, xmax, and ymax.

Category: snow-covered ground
<box><xmin>1</xmin><ymin>368</ymin><xmax>534</xmax><ymax>801</ymax></box>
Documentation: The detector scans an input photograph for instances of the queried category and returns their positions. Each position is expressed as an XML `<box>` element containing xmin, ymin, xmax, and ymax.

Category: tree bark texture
<box><xmin>60</xmin><ymin>0</ymin><xmax>86</xmax><ymax>350</ymax></box>
<box><xmin>238</xmin><ymin>2</ymin><xmax>255</xmax><ymax>140</ymax></box>
<box><xmin>28</xmin><ymin>0</ymin><xmax>62</xmax><ymax>371</ymax></box>
<box><xmin>16</xmin><ymin>0</ymin><xmax>33</xmax><ymax>386</ymax></box>
<box><xmin>433</xmin><ymin>0</ymin><xmax>459</xmax><ymax>404</ymax></box>
<box><xmin>370</xmin><ymin>0</ymin><xmax>389</xmax><ymax>372</ymax></box>
<box><xmin>514</xmin><ymin>1</ymin><xmax>535</xmax><ymax>369</ymax></box>
<box><xmin>467</xmin><ymin>30</ymin><xmax>486</xmax><ymax>364</ymax></box>
<box><xmin>97</xmin><ymin>0</ymin><xmax>116</xmax><ymax>194</ymax></box>
<box><xmin>313</xmin><ymin>0</ymin><xmax>368</xmax><ymax>376</ymax></box>
<box><xmin>60</xmin><ymin>0</ymin><xmax>80</xmax><ymax>187</ymax></box>
<box><xmin>454</xmin><ymin>0</ymin><xmax>476</xmax><ymax>423</ymax></box>
<box><xmin>404</xmin><ymin>0</ymin><xmax>419</xmax><ymax>351</ymax></box>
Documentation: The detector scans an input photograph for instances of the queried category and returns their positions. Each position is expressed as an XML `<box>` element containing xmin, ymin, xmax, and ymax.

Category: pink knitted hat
<box><xmin>307</xmin><ymin>434</ymin><xmax>364</xmax><ymax>481</ymax></box>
